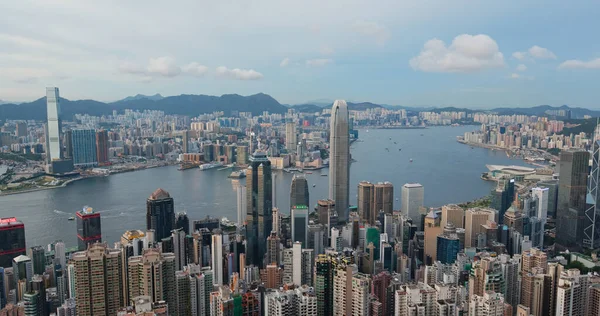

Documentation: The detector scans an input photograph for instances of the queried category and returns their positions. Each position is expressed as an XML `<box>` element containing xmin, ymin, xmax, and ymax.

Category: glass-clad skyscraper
<box><xmin>245</xmin><ymin>151</ymin><xmax>273</xmax><ymax>268</ymax></box>
<box><xmin>76</xmin><ymin>206</ymin><xmax>102</xmax><ymax>251</ymax></box>
<box><xmin>71</xmin><ymin>129</ymin><xmax>98</xmax><ymax>168</ymax></box>
<box><xmin>45</xmin><ymin>87</ymin><xmax>63</xmax><ymax>162</ymax></box>
<box><xmin>329</xmin><ymin>100</ymin><xmax>350</xmax><ymax>223</ymax></box>
<box><xmin>291</xmin><ymin>205</ymin><xmax>309</xmax><ymax>248</ymax></box>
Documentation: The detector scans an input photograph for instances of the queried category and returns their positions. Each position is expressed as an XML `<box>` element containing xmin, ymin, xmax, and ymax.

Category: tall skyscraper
<box><xmin>0</xmin><ymin>267</ymin><xmax>5</xmax><ymax>309</ymax></box>
<box><xmin>176</xmin><ymin>212</ymin><xmax>189</xmax><ymax>235</ymax></box>
<box><xmin>329</xmin><ymin>100</ymin><xmax>350</xmax><ymax>223</ymax></box>
<box><xmin>465</xmin><ymin>208</ymin><xmax>496</xmax><ymax>248</ymax></box>
<box><xmin>291</xmin><ymin>205</ymin><xmax>308</xmax><ymax>248</ymax></box>
<box><xmin>127</xmin><ymin>248</ymin><xmax>174</xmax><ymax>304</ymax></box>
<box><xmin>146</xmin><ymin>188</ymin><xmax>176</xmax><ymax>242</ymax></box>
<box><xmin>71</xmin><ymin>129</ymin><xmax>98</xmax><ymax>168</ymax></box>
<box><xmin>245</xmin><ymin>151</ymin><xmax>273</xmax><ymax>268</ymax></box>
<box><xmin>285</xmin><ymin>120</ymin><xmax>297</xmax><ymax>152</ymax></box>
<box><xmin>402</xmin><ymin>183</ymin><xmax>424</xmax><ymax>229</ymax></box>
<box><xmin>374</xmin><ymin>181</ymin><xmax>394</xmax><ymax>215</ymax></box>
<box><xmin>182</xmin><ymin>130</ymin><xmax>190</xmax><ymax>154</ymax></box>
<box><xmin>211</xmin><ymin>230</ymin><xmax>223</xmax><ymax>286</ymax></box>
<box><xmin>234</xmin><ymin>181</ymin><xmax>247</xmax><ymax>226</ymax></box>
<box><xmin>290</xmin><ymin>174</ymin><xmax>309</xmax><ymax>209</ymax></box>
<box><xmin>95</xmin><ymin>130</ymin><xmax>109</xmax><ymax>165</ymax></box>
<box><xmin>441</xmin><ymin>204</ymin><xmax>465</xmax><ymax>229</ymax></box>
<box><xmin>0</xmin><ymin>218</ymin><xmax>25</xmax><ymax>268</ymax></box>
<box><xmin>315</xmin><ymin>255</ymin><xmax>335</xmax><ymax>316</ymax></box>
<box><xmin>357</xmin><ymin>181</ymin><xmax>374</xmax><ymax>224</ymax></box>
<box><xmin>45</xmin><ymin>87</ymin><xmax>63</xmax><ymax>163</ymax></box>
<box><xmin>490</xmin><ymin>177</ymin><xmax>515</xmax><ymax>224</ymax></box>
<box><xmin>556</xmin><ymin>150</ymin><xmax>590</xmax><ymax>250</ymax></box>
<box><xmin>437</xmin><ymin>223</ymin><xmax>461</xmax><ymax>264</ymax></box>
<box><xmin>27</xmin><ymin>246</ymin><xmax>45</xmax><ymax>275</ymax></box>
<box><xmin>586</xmin><ymin>139</ymin><xmax>600</xmax><ymax>249</ymax></box>
<box><xmin>555</xmin><ymin>269</ymin><xmax>589</xmax><ymax>316</ymax></box>
<box><xmin>423</xmin><ymin>210</ymin><xmax>442</xmax><ymax>265</ymax></box>
<box><xmin>72</xmin><ymin>243</ymin><xmax>124</xmax><ymax>316</ymax></box>
<box><xmin>76</xmin><ymin>206</ymin><xmax>102</xmax><ymax>251</ymax></box>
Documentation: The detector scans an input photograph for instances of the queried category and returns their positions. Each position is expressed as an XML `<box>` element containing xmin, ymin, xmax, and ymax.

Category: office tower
<box><xmin>72</xmin><ymin>243</ymin><xmax>123</xmax><ymax>316</ymax></box>
<box><xmin>76</xmin><ymin>206</ymin><xmax>102</xmax><ymax>251</ymax></box>
<box><xmin>586</xmin><ymin>139</ymin><xmax>600</xmax><ymax>249</ymax></box>
<box><xmin>171</xmin><ymin>229</ymin><xmax>187</xmax><ymax>271</ymax></box>
<box><xmin>234</xmin><ymin>182</ymin><xmax>246</xmax><ymax>226</ymax></box>
<box><xmin>329</xmin><ymin>100</ymin><xmax>350</xmax><ymax>223</ymax></box>
<box><xmin>0</xmin><ymin>218</ymin><xmax>25</xmax><ymax>268</ymax></box>
<box><xmin>192</xmin><ymin>216</ymin><xmax>220</xmax><ymax>232</ymax></box>
<box><xmin>236</xmin><ymin>145</ymin><xmax>248</xmax><ymax>165</ymax></box>
<box><xmin>54</xmin><ymin>241</ymin><xmax>66</xmax><ymax>269</ymax></box>
<box><xmin>0</xmin><ymin>268</ymin><xmax>5</xmax><ymax>309</ymax></box>
<box><xmin>464</xmin><ymin>208</ymin><xmax>496</xmax><ymax>248</ymax></box>
<box><xmin>95</xmin><ymin>130</ymin><xmax>109</xmax><ymax>165</ymax></box>
<box><xmin>15</xmin><ymin>122</ymin><xmax>27</xmax><ymax>138</ymax></box>
<box><xmin>308</xmin><ymin>224</ymin><xmax>325</xmax><ymax>256</ymax></box>
<box><xmin>211</xmin><ymin>230</ymin><xmax>223</xmax><ymax>287</ymax></box>
<box><xmin>317</xmin><ymin>199</ymin><xmax>335</xmax><ymax>228</ymax></box>
<box><xmin>45</xmin><ymin>87</ymin><xmax>63</xmax><ymax>162</ymax></box>
<box><xmin>290</xmin><ymin>174</ymin><xmax>309</xmax><ymax>209</ymax></box>
<box><xmin>23</xmin><ymin>291</ymin><xmax>42</xmax><ymax>316</ymax></box>
<box><xmin>11</xmin><ymin>256</ymin><xmax>32</xmax><ymax>302</ymax></box>
<box><xmin>27</xmin><ymin>247</ymin><xmax>45</xmax><ymax>276</ymax></box>
<box><xmin>589</xmin><ymin>284</ymin><xmax>600</xmax><ymax>316</ymax></box>
<box><xmin>315</xmin><ymin>255</ymin><xmax>335</xmax><ymax>316</ymax></box>
<box><xmin>245</xmin><ymin>151</ymin><xmax>273</xmax><ymax>268</ymax></box>
<box><xmin>469</xmin><ymin>256</ymin><xmax>505</xmax><ymax>298</ymax></box>
<box><xmin>146</xmin><ymin>188</ymin><xmax>176</xmax><ymax>242</ymax></box>
<box><xmin>437</xmin><ymin>223</ymin><xmax>460</xmax><ymax>264</ymax></box>
<box><xmin>441</xmin><ymin>204</ymin><xmax>465</xmax><ymax>229</ymax></box>
<box><xmin>71</xmin><ymin>129</ymin><xmax>98</xmax><ymax>167</ymax></box>
<box><xmin>175</xmin><ymin>213</ymin><xmax>189</xmax><ymax>235</ymax></box>
<box><xmin>330</xmin><ymin>227</ymin><xmax>341</xmax><ymax>252</ymax></box>
<box><xmin>301</xmin><ymin>249</ymin><xmax>314</xmax><ymax>286</ymax></box>
<box><xmin>261</xmin><ymin>264</ymin><xmax>283</xmax><ymax>289</ymax></box>
<box><xmin>175</xmin><ymin>271</ymin><xmax>191</xmax><ymax>316</ymax></box>
<box><xmin>423</xmin><ymin>210</ymin><xmax>442</xmax><ymax>265</ymax></box>
<box><xmin>490</xmin><ymin>177</ymin><xmax>515</xmax><ymax>224</ymax></box>
<box><xmin>555</xmin><ymin>269</ymin><xmax>589</xmax><ymax>316</ymax></box>
<box><xmin>357</xmin><ymin>181</ymin><xmax>375</xmax><ymax>224</ymax></box>
<box><xmin>402</xmin><ymin>183</ymin><xmax>424</xmax><ymax>229</ymax></box>
<box><xmin>182</xmin><ymin>130</ymin><xmax>190</xmax><ymax>154</ymax></box>
<box><xmin>285</xmin><ymin>120</ymin><xmax>297</xmax><ymax>152</ymax></box>
<box><xmin>29</xmin><ymin>274</ymin><xmax>46</xmax><ymax>316</ymax></box>
<box><xmin>291</xmin><ymin>205</ymin><xmax>309</xmax><ymax>247</ymax></box>
<box><xmin>291</xmin><ymin>242</ymin><xmax>302</xmax><ymax>286</ymax></box>
<box><xmin>468</xmin><ymin>291</ymin><xmax>506</xmax><ymax>316</ymax></box>
<box><xmin>266</xmin><ymin>232</ymin><xmax>280</xmax><ymax>266</ymax></box>
<box><xmin>373</xmin><ymin>182</ymin><xmax>394</xmax><ymax>216</ymax></box>
<box><xmin>556</xmin><ymin>150</ymin><xmax>590</xmax><ymax>250</ymax></box>
<box><xmin>538</xmin><ymin>179</ymin><xmax>559</xmax><ymax>218</ymax></box>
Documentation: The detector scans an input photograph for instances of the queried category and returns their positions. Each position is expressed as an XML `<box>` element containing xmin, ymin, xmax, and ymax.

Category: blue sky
<box><xmin>0</xmin><ymin>0</ymin><xmax>599</xmax><ymax>108</ymax></box>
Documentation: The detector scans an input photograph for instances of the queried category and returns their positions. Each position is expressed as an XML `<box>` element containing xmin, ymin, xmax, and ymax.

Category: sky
<box><xmin>1</xmin><ymin>0</ymin><xmax>599</xmax><ymax>108</ymax></box>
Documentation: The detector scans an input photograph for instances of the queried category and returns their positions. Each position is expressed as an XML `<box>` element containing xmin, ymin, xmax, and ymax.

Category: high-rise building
<box><xmin>538</xmin><ymin>179</ymin><xmax>559</xmax><ymax>218</ymax></box>
<box><xmin>290</xmin><ymin>174</ymin><xmax>309</xmax><ymax>209</ymax></box>
<box><xmin>556</xmin><ymin>150</ymin><xmax>590</xmax><ymax>250</ymax></box>
<box><xmin>15</xmin><ymin>122</ymin><xmax>27</xmax><ymax>138</ymax></box>
<box><xmin>285</xmin><ymin>120</ymin><xmax>297</xmax><ymax>152</ymax></box>
<box><xmin>394</xmin><ymin>283</ymin><xmax>437</xmax><ymax>316</ymax></box>
<box><xmin>441</xmin><ymin>204</ymin><xmax>464</xmax><ymax>229</ymax></box>
<box><xmin>307</xmin><ymin>224</ymin><xmax>325</xmax><ymax>256</ymax></box>
<box><xmin>245</xmin><ymin>151</ymin><xmax>273</xmax><ymax>268</ymax></box>
<box><xmin>12</xmin><ymin>255</ymin><xmax>32</xmax><ymax>302</ymax></box>
<box><xmin>357</xmin><ymin>181</ymin><xmax>374</xmax><ymax>224</ymax></box>
<box><xmin>316</xmin><ymin>199</ymin><xmax>335</xmax><ymax>230</ymax></box>
<box><xmin>27</xmin><ymin>246</ymin><xmax>45</xmax><ymax>276</ymax></box>
<box><xmin>71</xmin><ymin>129</ymin><xmax>98</xmax><ymax>168</ymax></box>
<box><xmin>188</xmin><ymin>266</ymin><xmax>213</xmax><ymax>316</ymax></box>
<box><xmin>423</xmin><ymin>210</ymin><xmax>442</xmax><ymax>265</ymax></box>
<box><xmin>468</xmin><ymin>291</ymin><xmax>506</xmax><ymax>316</ymax></box>
<box><xmin>588</xmin><ymin>284</ymin><xmax>600</xmax><ymax>316</ymax></box>
<box><xmin>175</xmin><ymin>213</ymin><xmax>189</xmax><ymax>235</ymax></box>
<box><xmin>72</xmin><ymin>243</ymin><xmax>124</xmax><ymax>316</ymax></box>
<box><xmin>0</xmin><ymin>267</ymin><xmax>5</xmax><ymax>309</ymax></box>
<box><xmin>465</xmin><ymin>208</ymin><xmax>496</xmax><ymax>248</ymax></box>
<box><xmin>437</xmin><ymin>223</ymin><xmax>460</xmax><ymax>264</ymax></box>
<box><xmin>266</xmin><ymin>232</ymin><xmax>281</xmax><ymax>266</ymax></box>
<box><xmin>490</xmin><ymin>177</ymin><xmax>515</xmax><ymax>225</ymax></box>
<box><xmin>45</xmin><ymin>87</ymin><xmax>63</xmax><ymax>163</ymax></box>
<box><xmin>315</xmin><ymin>255</ymin><xmax>336</xmax><ymax>316</ymax></box>
<box><xmin>95</xmin><ymin>130</ymin><xmax>109</xmax><ymax>165</ymax></box>
<box><xmin>555</xmin><ymin>269</ymin><xmax>589</xmax><ymax>316</ymax></box>
<box><xmin>291</xmin><ymin>205</ymin><xmax>309</xmax><ymax>248</ymax></box>
<box><xmin>586</xmin><ymin>139</ymin><xmax>600</xmax><ymax>249</ymax></box>
<box><xmin>76</xmin><ymin>206</ymin><xmax>102</xmax><ymax>251</ymax></box>
<box><xmin>182</xmin><ymin>130</ymin><xmax>190</xmax><ymax>154</ymax></box>
<box><xmin>146</xmin><ymin>188</ymin><xmax>175</xmax><ymax>242</ymax></box>
<box><xmin>402</xmin><ymin>183</ymin><xmax>424</xmax><ymax>229</ymax></box>
<box><xmin>0</xmin><ymin>218</ymin><xmax>25</xmax><ymax>268</ymax></box>
<box><xmin>373</xmin><ymin>182</ymin><xmax>394</xmax><ymax>216</ymax></box>
<box><xmin>234</xmin><ymin>181</ymin><xmax>247</xmax><ymax>226</ymax></box>
<box><xmin>469</xmin><ymin>256</ymin><xmax>505</xmax><ymax>298</ymax></box>
<box><xmin>329</xmin><ymin>100</ymin><xmax>350</xmax><ymax>223</ymax></box>
<box><xmin>211</xmin><ymin>230</ymin><xmax>223</xmax><ymax>286</ymax></box>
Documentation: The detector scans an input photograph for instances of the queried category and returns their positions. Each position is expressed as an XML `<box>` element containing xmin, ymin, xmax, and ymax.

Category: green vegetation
<box><xmin>546</xmin><ymin>148</ymin><xmax>561</xmax><ymax>156</ymax></box>
<box><xmin>0</xmin><ymin>152</ymin><xmax>42</xmax><ymax>162</ymax></box>
<box><xmin>565</xmin><ymin>260</ymin><xmax>600</xmax><ymax>274</ymax></box>
<box><xmin>459</xmin><ymin>197</ymin><xmax>491</xmax><ymax>209</ymax></box>
<box><xmin>558</xmin><ymin>118</ymin><xmax>597</xmax><ymax>136</ymax></box>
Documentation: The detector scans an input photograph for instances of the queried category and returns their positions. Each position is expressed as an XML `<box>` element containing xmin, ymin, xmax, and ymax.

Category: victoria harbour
<box><xmin>0</xmin><ymin>126</ymin><xmax>525</xmax><ymax>248</ymax></box>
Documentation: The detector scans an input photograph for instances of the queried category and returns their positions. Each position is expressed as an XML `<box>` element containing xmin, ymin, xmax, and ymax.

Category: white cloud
<box><xmin>280</xmin><ymin>58</ymin><xmax>290</xmax><ymax>67</ymax></box>
<box><xmin>558</xmin><ymin>58</ymin><xmax>600</xmax><ymax>69</ymax></box>
<box><xmin>216</xmin><ymin>66</ymin><xmax>263</xmax><ymax>80</ymax></box>
<box><xmin>352</xmin><ymin>20</ymin><xmax>391</xmax><ymax>45</ymax></box>
<box><xmin>182</xmin><ymin>62</ymin><xmax>208</xmax><ymax>76</ymax></box>
<box><xmin>118</xmin><ymin>62</ymin><xmax>147</xmax><ymax>75</ymax></box>
<box><xmin>306</xmin><ymin>58</ymin><xmax>333</xmax><ymax>67</ymax></box>
<box><xmin>320</xmin><ymin>46</ymin><xmax>335</xmax><ymax>55</ymax></box>
<box><xmin>512</xmin><ymin>46</ymin><xmax>556</xmax><ymax>61</ymax></box>
<box><xmin>409</xmin><ymin>34</ymin><xmax>505</xmax><ymax>73</ymax></box>
<box><xmin>1</xmin><ymin>67</ymin><xmax>53</xmax><ymax>84</ymax></box>
<box><xmin>528</xmin><ymin>45</ymin><xmax>557</xmax><ymax>59</ymax></box>
<box><xmin>516</xmin><ymin>64</ymin><xmax>527</xmax><ymax>71</ymax></box>
<box><xmin>510</xmin><ymin>73</ymin><xmax>520</xmax><ymax>79</ymax></box>
<box><xmin>147</xmin><ymin>56</ymin><xmax>181</xmax><ymax>77</ymax></box>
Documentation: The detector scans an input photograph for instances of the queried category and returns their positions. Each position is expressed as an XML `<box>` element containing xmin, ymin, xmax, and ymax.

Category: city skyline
<box><xmin>1</xmin><ymin>2</ymin><xmax>600</xmax><ymax>108</ymax></box>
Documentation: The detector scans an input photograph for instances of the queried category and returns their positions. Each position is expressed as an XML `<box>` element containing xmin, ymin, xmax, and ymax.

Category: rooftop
<box><xmin>149</xmin><ymin>188</ymin><xmax>170</xmax><ymax>200</ymax></box>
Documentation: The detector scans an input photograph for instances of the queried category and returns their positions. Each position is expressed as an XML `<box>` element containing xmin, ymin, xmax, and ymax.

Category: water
<box><xmin>0</xmin><ymin>126</ymin><xmax>528</xmax><ymax>248</ymax></box>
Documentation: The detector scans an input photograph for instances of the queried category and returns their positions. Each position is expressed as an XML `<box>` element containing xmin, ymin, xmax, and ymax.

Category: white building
<box><xmin>468</xmin><ymin>291</ymin><xmax>505</xmax><ymax>316</ymax></box>
<box><xmin>211</xmin><ymin>232</ymin><xmax>223</xmax><ymax>286</ymax></box>
<box><xmin>401</xmin><ymin>183</ymin><xmax>424</xmax><ymax>229</ymax></box>
<box><xmin>555</xmin><ymin>269</ymin><xmax>590</xmax><ymax>316</ymax></box>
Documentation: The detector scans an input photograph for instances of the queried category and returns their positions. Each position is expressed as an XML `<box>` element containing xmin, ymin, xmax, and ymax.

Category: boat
<box><xmin>398</xmin><ymin>148</ymin><xmax>402</xmax><ymax>151</ymax></box>
<box><xmin>410</xmin><ymin>158</ymin><xmax>413</xmax><ymax>162</ymax></box>
<box><xmin>321</xmin><ymin>174</ymin><xmax>328</xmax><ymax>177</ymax></box>
<box><xmin>305</xmin><ymin>171</ymin><xmax>313</xmax><ymax>174</ymax></box>
<box><xmin>199</xmin><ymin>162</ymin><xmax>223</xmax><ymax>171</ymax></box>
<box><xmin>312</xmin><ymin>184</ymin><xmax>316</xmax><ymax>187</ymax></box>
<box><xmin>389</xmin><ymin>137</ymin><xmax>392</xmax><ymax>140</ymax></box>
<box><xmin>68</xmin><ymin>217</ymin><xmax>75</xmax><ymax>221</ymax></box>
<box><xmin>420</xmin><ymin>134</ymin><xmax>424</xmax><ymax>136</ymax></box>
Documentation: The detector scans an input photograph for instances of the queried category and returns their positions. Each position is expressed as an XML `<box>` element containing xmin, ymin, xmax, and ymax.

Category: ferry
<box><xmin>305</xmin><ymin>171</ymin><xmax>313</xmax><ymax>174</ymax></box>
<box><xmin>68</xmin><ymin>217</ymin><xmax>75</xmax><ymax>221</ymax></box>
<box><xmin>199</xmin><ymin>162</ymin><xmax>223</xmax><ymax>171</ymax></box>
<box><xmin>410</xmin><ymin>158</ymin><xmax>413</xmax><ymax>162</ymax></box>
<box><xmin>229</xmin><ymin>170</ymin><xmax>246</xmax><ymax>179</ymax></box>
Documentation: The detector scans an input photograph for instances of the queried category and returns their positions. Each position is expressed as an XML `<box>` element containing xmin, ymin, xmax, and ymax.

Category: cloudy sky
<box><xmin>1</xmin><ymin>1</ymin><xmax>599</xmax><ymax>108</ymax></box>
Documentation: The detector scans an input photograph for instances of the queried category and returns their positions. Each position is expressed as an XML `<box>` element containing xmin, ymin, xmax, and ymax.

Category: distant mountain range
<box><xmin>1</xmin><ymin>92</ymin><xmax>599</xmax><ymax>121</ymax></box>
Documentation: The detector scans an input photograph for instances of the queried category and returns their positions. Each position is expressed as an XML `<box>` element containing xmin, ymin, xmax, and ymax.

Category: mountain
<box><xmin>117</xmin><ymin>93</ymin><xmax>164</xmax><ymax>103</ymax></box>
<box><xmin>0</xmin><ymin>92</ymin><xmax>287</xmax><ymax>120</ymax></box>
<box><xmin>489</xmin><ymin>105</ymin><xmax>600</xmax><ymax>118</ymax></box>
<box><xmin>347</xmin><ymin>102</ymin><xmax>383</xmax><ymax>111</ymax></box>
<box><xmin>291</xmin><ymin>104</ymin><xmax>323</xmax><ymax>113</ymax></box>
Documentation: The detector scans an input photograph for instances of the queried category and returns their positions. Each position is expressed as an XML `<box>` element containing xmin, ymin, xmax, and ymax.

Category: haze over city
<box><xmin>1</xmin><ymin>1</ymin><xmax>600</xmax><ymax>108</ymax></box>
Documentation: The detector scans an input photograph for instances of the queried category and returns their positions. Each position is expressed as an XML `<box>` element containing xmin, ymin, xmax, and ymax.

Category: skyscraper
<box><xmin>437</xmin><ymin>223</ymin><xmax>461</xmax><ymax>264</ymax></box>
<box><xmin>182</xmin><ymin>130</ymin><xmax>190</xmax><ymax>154</ymax></box>
<box><xmin>290</xmin><ymin>174</ymin><xmax>309</xmax><ymax>209</ymax></box>
<box><xmin>465</xmin><ymin>208</ymin><xmax>496</xmax><ymax>248</ymax></box>
<box><xmin>285</xmin><ymin>120</ymin><xmax>297</xmax><ymax>152</ymax></box>
<box><xmin>357</xmin><ymin>181</ymin><xmax>374</xmax><ymax>224</ymax></box>
<box><xmin>402</xmin><ymin>183</ymin><xmax>424</xmax><ymax>229</ymax></box>
<box><xmin>72</xmin><ymin>243</ymin><xmax>124</xmax><ymax>316</ymax></box>
<box><xmin>315</xmin><ymin>255</ymin><xmax>335</xmax><ymax>316</ymax></box>
<box><xmin>441</xmin><ymin>204</ymin><xmax>465</xmax><ymax>229</ymax></box>
<box><xmin>556</xmin><ymin>150</ymin><xmax>590</xmax><ymax>250</ymax></box>
<box><xmin>76</xmin><ymin>206</ymin><xmax>102</xmax><ymax>251</ymax></box>
<box><xmin>45</xmin><ymin>87</ymin><xmax>63</xmax><ymax>163</ymax></box>
<box><xmin>234</xmin><ymin>181</ymin><xmax>246</xmax><ymax>226</ymax></box>
<box><xmin>146</xmin><ymin>188</ymin><xmax>176</xmax><ymax>242</ymax></box>
<box><xmin>27</xmin><ymin>246</ymin><xmax>45</xmax><ymax>276</ymax></box>
<box><xmin>245</xmin><ymin>151</ymin><xmax>273</xmax><ymax>268</ymax></box>
<box><xmin>490</xmin><ymin>177</ymin><xmax>515</xmax><ymax>224</ymax></box>
<box><xmin>586</xmin><ymin>139</ymin><xmax>600</xmax><ymax>249</ymax></box>
<box><xmin>291</xmin><ymin>205</ymin><xmax>308</xmax><ymax>248</ymax></box>
<box><xmin>176</xmin><ymin>212</ymin><xmax>189</xmax><ymax>235</ymax></box>
<box><xmin>329</xmin><ymin>100</ymin><xmax>350</xmax><ymax>223</ymax></box>
<box><xmin>96</xmin><ymin>130</ymin><xmax>109</xmax><ymax>165</ymax></box>
<box><xmin>71</xmin><ymin>129</ymin><xmax>98</xmax><ymax>168</ymax></box>
<box><xmin>211</xmin><ymin>230</ymin><xmax>223</xmax><ymax>286</ymax></box>
<box><xmin>0</xmin><ymin>218</ymin><xmax>25</xmax><ymax>268</ymax></box>
<box><xmin>374</xmin><ymin>181</ymin><xmax>394</xmax><ymax>215</ymax></box>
